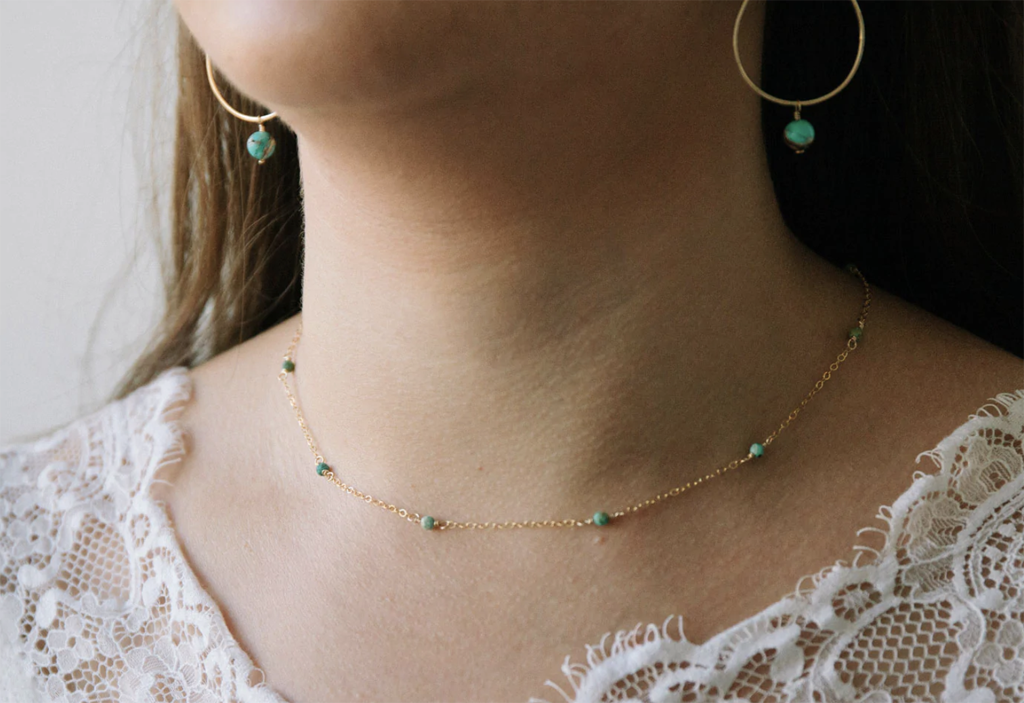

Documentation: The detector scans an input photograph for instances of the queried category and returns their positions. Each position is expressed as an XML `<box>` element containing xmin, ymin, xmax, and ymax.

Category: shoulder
<box><xmin>0</xmin><ymin>366</ymin><xmax>193</xmax><ymax>700</ymax></box>
<box><xmin>1</xmin><ymin>367</ymin><xmax>193</xmax><ymax>513</ymax></box>
<box><xmin>849</xmin><ymin>283</ymin><xmax>1021</xmax><ymax>439</ymax></box>
<box><xmin>834</xmin><ymin>283</ymin><xmax>1024</xmax><ymax>614</ymax></box>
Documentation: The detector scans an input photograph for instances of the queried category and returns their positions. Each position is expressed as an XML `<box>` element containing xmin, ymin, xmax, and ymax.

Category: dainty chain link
<box><xmin>278</xmin><ymin>266</ymin><xmax>871</xmax><ymax>531</ymax></box>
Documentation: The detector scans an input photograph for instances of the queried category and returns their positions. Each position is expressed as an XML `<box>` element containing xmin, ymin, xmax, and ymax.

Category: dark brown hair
<box><xmin>109</xmin><ymin>0</ymin><xmax>1023</xmax><ymax>402</ymax></box>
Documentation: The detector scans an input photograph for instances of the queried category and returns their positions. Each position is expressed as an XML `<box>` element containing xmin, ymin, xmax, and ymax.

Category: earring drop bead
<box><xmin>733</xmin><ymin>0</ymin><xmax>864</xmax><ymax>155</ymax></box>
<box><xmin>784</xmin><ymin>119</ymin><xmax>815</xmax><ymax>152</ymax></box>
<box><xmin>247</xmin><ymin>129</ymin><xmax>277</xmax><ymax>161</ymax></box>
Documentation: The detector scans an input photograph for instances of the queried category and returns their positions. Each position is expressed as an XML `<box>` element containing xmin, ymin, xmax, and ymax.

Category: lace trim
<box><xmin>1</xmin><ymin>366</ymin><xmax>286</xmax><ymax>703</ymax></box>
<box><xmin>131</xmin><ymin>367</ymin><xmax>286</xmax><ymax>703</ymax></box>
<box><xmin>531</xmin><ymin>389</ymin><xmax>1024</xmax><ymax>703</ymax></box>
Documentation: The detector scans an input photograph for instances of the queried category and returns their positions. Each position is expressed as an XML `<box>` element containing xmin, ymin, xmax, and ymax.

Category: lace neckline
<box><xmin>126</xmin><ymin>366</ymin><xmax>1024</xmax><ymax>702</ymax></box>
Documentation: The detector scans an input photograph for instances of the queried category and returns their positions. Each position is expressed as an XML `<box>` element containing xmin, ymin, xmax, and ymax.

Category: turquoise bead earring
<box><xmin>247</xmin><ymin>122</ymin><xmax>277</xmax><ymax>162</ymax></box>
<box><xmin>784</xmin><ymin>106</ymin><xmax>815</xmax><ymax>154</ymax></box>
<box><xmin>205</xmin><ymin>54</ymin><xmax>279</xmax><ymax>165</ymax></box>
<box><xmin>733</xmin><ymin>0</ymin><xmax>866</xmax><ymax>154</ymax></box>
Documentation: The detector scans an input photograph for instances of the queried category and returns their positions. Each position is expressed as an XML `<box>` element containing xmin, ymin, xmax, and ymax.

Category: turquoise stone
<box><xmin>750</xmin><ymin>443</ymin><xmax>765</xmax><ymax>457</ymax></box>
<box><xmin>282</xmin><ymin>359</ymin><xmax>295</xmax><ymax>372</ymax></box>
<box><xmin>593</xmin><ymin>511</ymin><xmax>610</xmax><ymax>526</ymax></box>
<box><xmin>784</xmin><ymin>119</ymin><xmax>815</xmax><ymax>151</ymax></box>
<box><xmin>247</xmin><ymin>130</ymin><xmax>277</xmax><ymax>160</ymax></box>
<box><xmin>849</xmin><ymin>327</ymin><xmax>864</xmax><ymax>340</ymax></box>
<box><xmin>316</xmin><ymin>462</ymin><xmax>329</xmax><ymax>476</ymax></box>
<box><xmin>421</xmin><ymin>515</ymin><xmax>436</xmax><ymax>530</ymax></box>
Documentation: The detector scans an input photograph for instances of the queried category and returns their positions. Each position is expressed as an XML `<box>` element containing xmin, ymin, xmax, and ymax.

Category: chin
<box><xmin>173</xmin><ymin>0</ymin><xmax>520</xmax><ymax>112</ymax></box>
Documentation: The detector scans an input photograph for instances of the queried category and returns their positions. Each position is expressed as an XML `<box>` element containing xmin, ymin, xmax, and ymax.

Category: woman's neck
<box><xmin>278</xmin><ymin>2</ymin><xmax>866</xmax><ymax>519</ymax></box>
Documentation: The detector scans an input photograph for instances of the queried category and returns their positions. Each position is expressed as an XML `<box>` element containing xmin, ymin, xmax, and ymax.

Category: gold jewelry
<box><xmin>277</xmin><ymin>265</ymin><xmax>871</xmax><ymax>532</ymax></box>
<box><xmin>205</xmin><ymin>53</ymin><xmax>279</xmax><ymax>164</ymax></box>
<box><xmin>733</xmin><ymin>0</ymin><xmax>866</xmax><ymax>153</ymax></box>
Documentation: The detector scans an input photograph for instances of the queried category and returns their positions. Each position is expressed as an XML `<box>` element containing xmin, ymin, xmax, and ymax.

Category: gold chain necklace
<box><xmin>278</xmin><ymin>264</ymin><xmax>871</xmax><ymax>532</ymax></box>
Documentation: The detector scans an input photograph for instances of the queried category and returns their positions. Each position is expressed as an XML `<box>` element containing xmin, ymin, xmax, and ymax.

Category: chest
<box><xmin>156</xmin><ymin>357</ymin><xmax>980</xmax><ymax>701</ymax></box>
<box><xmin>158</xmin><ymin>447</ymin><xmax>935</xmax><ymax>702</ymax></box>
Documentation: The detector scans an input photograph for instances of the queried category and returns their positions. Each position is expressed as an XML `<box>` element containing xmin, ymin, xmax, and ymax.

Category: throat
<box><xmin>282</xmin><ymin>230</ymin><xmax>866</xmax><ymax>522</ymax></box>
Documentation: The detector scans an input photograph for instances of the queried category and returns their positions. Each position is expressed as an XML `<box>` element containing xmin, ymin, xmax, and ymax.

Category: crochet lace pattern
<box><xmin>1</xmin><ymin>366</ymin><xmax>1022</xmax><ymax>702</ymax></box>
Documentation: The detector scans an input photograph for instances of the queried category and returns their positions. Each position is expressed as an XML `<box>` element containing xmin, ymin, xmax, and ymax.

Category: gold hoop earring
<box><xmin>205</xmin><ymin>54</ymin><xmax>280</xmax><ymax>164</ymax></box>
<box><xmin>733</xmin><ymin>0</ymin><xmax>865</xmax><ymax>154</ymax></box>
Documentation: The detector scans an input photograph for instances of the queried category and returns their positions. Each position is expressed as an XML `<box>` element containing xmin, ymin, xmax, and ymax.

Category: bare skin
<box><xmin>155</xmin><ymin>298</ymin><xmax>1020</xmax><ymax>702</ymax></box>
<box><xmin>159</xmin><ymin>1</ymin><xmax>1023</xmax><ymax>700</ymax></box>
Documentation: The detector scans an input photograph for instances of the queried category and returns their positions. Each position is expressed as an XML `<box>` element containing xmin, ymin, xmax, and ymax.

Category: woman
<box><xmin>2</xmin><ymin>1</ymin><xmax>1022</xmax><ymax>701</ymax></box>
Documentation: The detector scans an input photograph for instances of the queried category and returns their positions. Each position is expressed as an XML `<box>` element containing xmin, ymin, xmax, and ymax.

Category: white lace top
<box><xmin>1</xmin><ymin>366</ymin><xmax>1022</xmax><ymax>703</ymax></box>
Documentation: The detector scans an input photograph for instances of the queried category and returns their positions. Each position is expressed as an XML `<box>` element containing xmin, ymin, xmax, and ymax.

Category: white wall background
<box><xmin>1</xmin><ymin>0</ymin><xmax>177</xmax><ymax>444</ymax></box>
